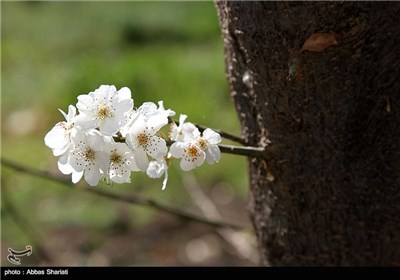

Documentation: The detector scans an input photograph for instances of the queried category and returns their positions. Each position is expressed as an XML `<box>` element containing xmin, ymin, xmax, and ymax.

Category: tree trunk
<box><xmin>215</xmin><ymin>1</ymin><xmax>400</xmax><ymax>266</ymax></box>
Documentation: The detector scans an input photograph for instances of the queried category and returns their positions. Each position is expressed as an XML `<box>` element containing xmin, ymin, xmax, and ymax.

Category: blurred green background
<box><xmin>1</xmin><ymin>1</ymin><xmax>256</xmax><ymax>266</ymax></box>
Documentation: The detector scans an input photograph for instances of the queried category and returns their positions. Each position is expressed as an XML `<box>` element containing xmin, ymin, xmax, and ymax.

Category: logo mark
<box><xmin>7</xmin><ymin>245</ymin><xmax>32</xmax><ymax>265</ymax></box>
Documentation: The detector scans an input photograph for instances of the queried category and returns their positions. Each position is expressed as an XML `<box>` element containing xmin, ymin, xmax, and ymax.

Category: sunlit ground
<box><xmin>1</xmin><ymin>1</ymin><xmax>257</xmax><ymax>266</ymax></box>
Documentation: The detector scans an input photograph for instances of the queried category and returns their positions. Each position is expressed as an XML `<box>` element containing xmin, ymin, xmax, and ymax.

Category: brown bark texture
<box><xmin>216</xmin><ymin>1</ymin><xmax>400</xmax><ymax>266</ymax></box>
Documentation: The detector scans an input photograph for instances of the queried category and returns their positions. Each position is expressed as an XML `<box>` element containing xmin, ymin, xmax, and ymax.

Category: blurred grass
<box><xmin>1</xmin><ymin>1</ymin><xmax>249</xmax><ymax>265</ymax></box>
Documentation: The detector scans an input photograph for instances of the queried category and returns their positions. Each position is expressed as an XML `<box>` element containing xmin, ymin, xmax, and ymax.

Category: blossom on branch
<box><xmin>44</xmin><ymin>84</ymin><xmax>222</xmax><ymax>188</ymax></box>
<box><xmin>68</xmin><ymin>129</ymin><xmax>110</xmax><ymax>186</ymax></box>
<box><xmin>44</xmin><ymin>105</ymin><xmax>77</xmax><ymax>156</ymax></box>
<box><xmin>197</xmin><ymin>128</ymin><xmax>221</xmax><ymax>165</ymax></box>
<box><xmin>147</xmin><ymin>156</ymin><xmax>169</xmax><ymax>190</ymax></box>
<box><xmin>106</xmin><ymin>142</ymin><xmax>139</xmax><ymax>184</ymax></box>
<box><xmin>170</xmin><ymin>141</ymin><xmax>206</xmax><ymax>171</ymax></box>
<box><xmin>75</xmin><ymin>85</ymin><xmax>133</xmax><ymax>136</ymax></box>
<box><xmin>126</xmin><ymin>114</ymin><xmax>168</xmax><ymax>171</ymax></box>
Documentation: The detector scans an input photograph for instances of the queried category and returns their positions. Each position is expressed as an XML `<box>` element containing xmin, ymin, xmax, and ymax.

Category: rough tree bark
<box><xmin>216</xmin><ymin>1</ymin><xmax>400</xmax><ymax>266</ymax></box>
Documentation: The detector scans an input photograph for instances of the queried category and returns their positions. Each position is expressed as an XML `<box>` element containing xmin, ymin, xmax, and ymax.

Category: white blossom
<box><xmin>119</xmin><ymin>101</ymin><xmax>174</xmax><ymax>138</ymax></box>
<box><xmin>126</xmin><ymin>114</ymin><xmax>168</xmax><ymax>171</ymax></box>
<box><xmin>75</xmin><ymin>85</ymin><xmax>133</xmax><ymax>136</ymax></box>
<box><xmin>57</xmin><ymin>153</ymin><xmax>74</xmax><ymax>175</ymax></box>
<box><xmin>106</xmin><ymin>142</ymin><xmax>139</xmax><ymax>184</ymax></box>
<box><xmin>146</xmin><ymin>156</ymin><xmax>169</xmax><ymax>190</ymax></box>
<box><xmin>68</xmin><ymin>129</ymin><xmax>110</xmax><ymax>186</ymax></box>
<box><xmin>56</xmin><ymin>147</ymin><xmax>87</xmax><ymax>184</ymax></box>
<box><xmin>170</xmin><ymin>114</ymin><xmax>199</xmax><ymax>142</ymax></box>
<box><xmin>44</xmin><ymin>105</ymin><xmax>77</xmax><ymax>156</ymax></box>
<box><xmin>170</xmin><ymin>142</ymin><xmax>205</xmax><ymax>171</ymax></box>
<box><xmin>45</xmin><ymin>84</ymin><xmax>223</xmax><ymax>188</ymax></box>
<box><xmin>119</xmin><ymin>109</ymin><xmax>138</xmax><ymax>137</ymax></box>
<box><xmin>197</xmin><ymin>128</ymin><xmax>221</xmax><ymax>165</ymax></box>
<box><xmin>138</xmin><ymin>101</ymin><xmax>175</xmax><ymax>122</ymax></box>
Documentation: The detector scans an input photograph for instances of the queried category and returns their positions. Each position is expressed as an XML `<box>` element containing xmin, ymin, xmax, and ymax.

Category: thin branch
<box><xmin>218</xmin><ymin>144</ymin><xmax>270</xmax><ymax>159</ymax></box>
<box><xmin>1</xmin><ymin>158</ymin><xmax>244</xmax><ymax>229</ymax></box>
<box><xmin>181</xmin><ymin>173</ymin><xmax>258</xmax><ymax>264</ymax></box>
<box><xmin>166</xmin><ymin>140</ymin><xmax>269</xmax><ymax>159</ymax></box>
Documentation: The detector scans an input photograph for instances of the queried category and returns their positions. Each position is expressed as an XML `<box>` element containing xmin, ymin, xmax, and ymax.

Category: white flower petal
<box><xmin>76</xmin><ymin>94</ymin><xmax>94</xmax><ymax>113</ymax></box>
<box><xmin>58</xmin><ymin>152</ymin><xmax>69</xmax><ymax>164</ymax></box>
<box><xmin>180</xmin><ymin>158</ymin><xmax>196</xmax><ymax>171</ymax></box>
<box><xmin>124</xmin><ymin>153</ymin><xmax>139</xmax><ymax>172</ymax></box>
<box><xmin>133</xmin><ymin>148</ymin><xmax>149</xmax><ymax>171</ymax></box>
<box><xmin>58</xmin><ymin>108</ymin><xmax>68</xmax><ymax>121</ymax></box>
<box><xmin>146</xmin><ymin>158</ymin><xmax>169</xmax><ymax>190</ymax></box>
<box><xmin>98</xmin><ymin>84</ymin><xmax>114</xmax><ymax>95</ymax></box>
<box><xmin>55</xmin><ymin>145</ymin><xmax>71</xmax><ymax>157</ymax></box>
<box><xmin>169</xmin><ymin>142</ymin><xmax>185</xmax><ymax>158</ymax></box>
<box><xmin>193</xmin><ymin>150</ymin><xmax>206</xmax><ymax>167</ymax></box>
<box><xmin>147</xmin><ymin>114</ymin><xmax>168</xmax><ymax>134</ymax></box>
<box><xmin>74</xmin><ymin>114</ymin><xmax>98</xmax><ymax>130</ymax></box>
<box><xmin>203</xmin><ymin>128</ymin><xmax>221</xmax><ymax>144</ymax></box>
<box><xmin>161</xmin><ymin>169</ymin><xmax>169</xmax><ymax>190</ymax></box>
<box><xmin>157</xmin><ymin>101</ymin><xmax>175</xmax><ymax>117</ymax></box>
<box><xmin>206</xmin><ymin>145</ymin><xmax>221</xmax><ymax>164</ymax></box>
<box><xmin>46</xmin><ymin>106</ymin><xmax>76</xmax><ymax>156</ymax></box>
<box><xmin>44</xmin><ymin>124</ymin><xmax>68</xmax><ymax>153</ymax></box>
<box><xmin>66</xmin><ymin>105</ymin><xmax>77</xmax><ymax>121</ymax></box>
<box><xmin>44</xmin><ymin>124</ymin><xmax>64</xmax><ymax>144</ymax></box>
<box><xmin>182</xmin><ymin>123</ymin><xmax>200</xmax><ymax>141</ymax></box>
<box><xmin>119</xmin><ymin>110</ymin><xmax>138</xmax><ymax>137</ymax></box>
<box><xmin>118</xmin><ymin>87</ymin><xmax>132</xmax><ymax>100</ymax></box>
<box><xmin>115</xmin><ymin>98</ymin><xmax>133</xmax><ymax>115</ymax></box>
<box><xmin>72</xmin><ymin>171</ymin><xmax>84</xmax><ymax>184</ymax></box>
<box><xmin>170</xmin><ymin>114</ymin><xmax>187</xmax><ymax>141</ymax></box>
<box><xmin>101</xmin><ymin>85</ymin><xmax>116</xmax><ymax>100</ymax></box>
<box><xmin>126</xmin><ymin>116</ymin><xmax>148</xmax><ymax>150</ymax></box>
<box><xmin>147</xmin><ymin>137</ymin><xmax>167</xmax><ymax>159</ymax></box>
<box><xmin>99</xmin><ymin>117</ymin><xmax>119</xmax><ymax>136</ymax></box>
<box><xmin>138</xmin><ymin>102</ymin><xmax>157</xmax><ymax>118</ymax></box>
<box><xmin>179</xmin><ymin>114</ymin><xmax>187</xmax><ymax>125</ymax></box>
<box><xmin>69</xmin><ymin>153</ymin><xmax>84</xmax><ymax>172</ymax></box>
<box><xmin>57</xmin><ymin>154</ymin><xmax>74</xmax><ymax>175</ymax></box>
<box><xmin>96</xmin><ymin>152</ymin><xmax>110</xmax><ymax>172</ymax></box>
<box><xmin>84</xmin><ymin>167</ymin><xmax>101</xmax><ymax>186</ymax></box>
<box><xmin>125</xmin><ymin>160</ymin><xmax>139</xmax><ymax>172</ymax></box>
<box><xmin>113</xmin><ymin>142</ymin><xmax>130</xmax><ymax>153</ymax></box>
<box><xmin>106</xmin><ymin>143</ymin><xmax>134</xmax><ymax>183</ymax></box>
<box><xmin>86</xmin><ymin>130</ymin><xmax>106</xmax><ymax>151</ymax></box>
<box><xmin>178</xmin><ymin>145</ymin><xmax>206</xmax><ymax>171</ymax></box>
<box><xmin>146</xmin><ymin>160</ymin><xmax>164</xmax><ymax>178</ymax></box>
<box><xmin>109</xmin><ymin>165</ymin><xmax>131</xmax><ymax>184</ymax></box>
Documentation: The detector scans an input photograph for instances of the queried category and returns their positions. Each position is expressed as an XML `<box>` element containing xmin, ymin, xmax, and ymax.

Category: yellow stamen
<box><xmin>198</xmin><ymin>138</ymin><xmax>208</xmax><ymax>150</ymax></box>
<box><xmin>110</xmin><ymin>150</ymin><xmax>122</xmax><ymax>164</ymax></box>
<box><xmin>97</xmin><ymin>106</ymin><xmax>113</xmax><ymax>120</ymax></box>
<box><xmin>137</xmin><ymin>133</ymin><xmax>149</xmax><ymax>146</ymax></box>
<box><xmin>84</xmin><ymin>148</ymin><xmax>95</xmax><ymax>160</ymax></box>
<box><xmin>187</xmin><ymin>145</ymin><xmax>200</xmax><ymax>162</ymax></box>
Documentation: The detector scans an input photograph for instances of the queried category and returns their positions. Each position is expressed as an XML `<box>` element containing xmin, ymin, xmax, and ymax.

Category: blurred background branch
<box><xmin>181</xmin><ymin>173</ymin><xmax>259</xmax><ymax>264</ymax></box>
<box><xmin>1</xmin><ymin>158</ymin><xmax>245</xmax><ymax>230</ymax></box>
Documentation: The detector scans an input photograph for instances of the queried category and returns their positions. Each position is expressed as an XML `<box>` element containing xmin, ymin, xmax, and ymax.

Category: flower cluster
<box><xmin>45</xmin><ymin>85</ymin><xmax>221</xmax><ymax>189</ymax></box>
<box><xmin>169</xmin><ymin>114</ymin><xmax>221</xmax><ymax>171</ymax></box>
